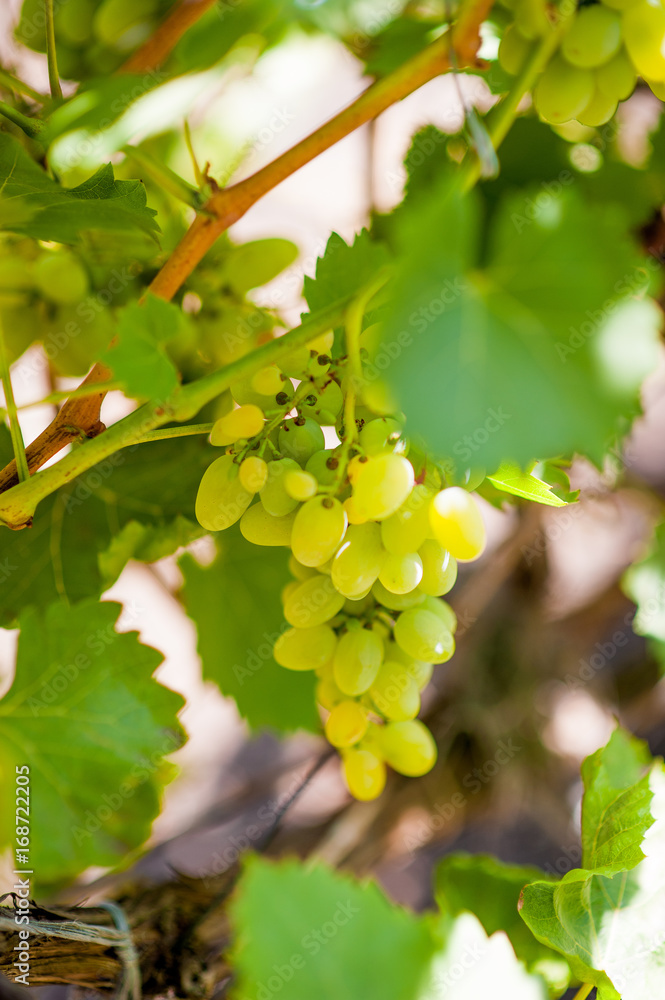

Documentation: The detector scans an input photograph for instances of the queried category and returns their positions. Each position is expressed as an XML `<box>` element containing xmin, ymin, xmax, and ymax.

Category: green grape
<box><xmin>343</xmin><ymin>593</ymin><xmax>375</xmax><ymax>616</ymax></box>
<box><xmin>342</xmin><ymin>748</ymin><xmax>386</xmax><ymax>800</ymax></box>
<box><xmin>352</xmin><ymin>453</ymin><xmax>415</xmax><ymax>521</ymax></box>
<box><xmin>210</xmin><ymin>404</ymin><xmax>264</xmax><ymax>446</ymax></box>
<box><xmin>380</xmin><ymin>720</ymin><xmax>437</xmax><ymax>777</ymax></box>
<box><xmin>288</xmin><ymin>553</ymin><xmax>318</xmax><ymax>580</ymax></box>
<box><xmin>498</xmin><ymin>24</ymin><xmax>531</xmax><ymax>75</ymax></box>
<box><xmin>358</xmin><ymin>417</ymin><xmax>404</xmax><ymax>456</ymax></box>
<box><xmin>301</xmin><ymin>379</ymin><xmax>344</xmax><ymax>425</ymax></box>
<box><xmin>370</xmin><ymin>661</ymin><xmax>421</xmax><ymax>722</ymax></box>
<box><xmin>419</xmin><ymin>539</ymin><xmax>457</xmax><ymax>597</ymax></box>
<box><xmin>196</xmin><ymin>454</ymin><xmax>254</xmax><ymax>531</ymax></box>
<box><xmin>576</xmin><ymin>86</ymin><xmax>618</xmax><ymax>126</ymax></box>
<box><xmin>380</xmin><ymin>484</ymin><xmax>431</xmax><ymax>556</ymax></box>
<box><xmin>279</xmin><ymin>346</ymin><xmax>315</xmax><ymax>378</ymax></box>
<box><xmin>420</xmin><ymin>595</ymin><xmax>457</xmax><ymax>635</ymax></box>
<box><xmin>239</xmin><ymin>455</ymin><xmax>269</xmax><ymax>493</ymax></box>
<box><xmin>343</xmin><ymin>495</ymin><xmax>369</xmax><ymax>525</ymax></box>
<box><xmin>331</xmin><ymin>522</ymin><xmax>386</xmax><ymax>599</ymax></box>
<box><xmin>251</xmin><ymin>365</ymin><xmax>284</xmax><ymax>396</ymax></box>
<box><xmin>283</xmin><ymin>574</ymin><xmax>345</xmax><ymax>628</ymax></box>
<box><xmin>57</xmin><ymin>0</ymin><xmax>95</xmax><ymax>45</ymax></box>
<box><xmin>333</xmin><ymin>627</ymin><xmax>384</xmax><ymax>695</ymax></box>
<box><xmin>359</xmin><ymin>376</ymin><xmax>398</xmax><ymax>417</ymax></box>
<box><xmin>561</xmin><ymin>7</ymin><xmax>622</xmax><ymax>68</ymax></box>
<box><xmin>596</xmin><ymin>49</ymin><xmax>637</xmax><ymax>100</ymax></box>
<box><xmin>93</xmin><ymin>0</ymin><xmax>156</xmax><ymax>44</ymax></box>
<box><xmin>533</xmin><ymin>56</ymin><xmax>595</xmax><ymax>124</ymax></box>
<box><xmin>284</xmin><ymin>469</ymin><xmax>318</xmax><ymax>501</ymax></box>
<box><xmin>0</xmin><ymin>258</ymin><xmax>34</xmax><ymax>292</ymax></box>
<box><xmin>282</xmin><ymin>581</ymin><xmax>300</xmax><ymax>604</ymax></box>
<box><xmin>602</xmin><ymin>0</ymin><xmax>641</xmax><ymax>9</ymax></box>
<box><xmin>291</xmin><ymin>496</ymin><xmax>348</xmax><ymax>567</ymax></box>
<box><xmin>306</xmin><ymin>449</ymin><xmax>340</xmax><ymax>487</ymax></box>
<box><xmin>240</xmin><ymin>502</ymin><xmax>296</xmax><ymax>546</ymax></box>
<box><xmin>260</xmin><ymin>458</ymin><xmax>302</xmax><ymax>517</ymax></box>
<box><xmin>378</xmin><ymin>552</ymin><xmax>423</xmax><ymax>595</ymax></box>
<box><xmin>325</xmin><ymin>700</ymin><xmax>369</xmax><ymax>747</ymax></box>
<box><xmin>513</xmin><ymin>0</ymin><xmax>550</xmax><ymax>38</ymax></box>
<box><xmin>34</xmin><ymin>253</ymin><xmax>89</xmax><ymax>305</ymax></box>
<box><xmin>273</xmin><ymin>624</ymin><xmax>337</xmax><ymax>671</ymax></box>
<box><xmin>647</xmin><ymin>76</ymin><xmax>665</xmax><ymax>98</ymax></box>
<box><xmin>316</xmin><ymin>674</ymin><xmax>345</xmax><ymax>711</ymax></box>
<box><xmin>231</xmin><ymin>370</ymin><xmax>294</xmax><ymax>409</ymax></box>
<box><xmin>429</xmin><ymin>487</ymin><xmax>486</xmax><ymax>561</ymax></box>
<box><xmin>279</xmin><ymin>418</ymin><xmax>325</xmax><ymax>464</ymax></box>
<box><xmin>384</xmin><ymin>642</ymin><xmax>432</xmax><ymax>690</ymax></box>
<box><xmin>394</xmin><ymin>608</ymin><xmax>455</xmax><ymax>664</ymax></box>
<box><xmin>623</xmin><ymin>3</ymin><xmax>665</xmax><ymax>81</ymax></box>
<box><xmin>372</xmin><ymin>579</ymin><xmax>426</xmax><ymax>611</ymax></box>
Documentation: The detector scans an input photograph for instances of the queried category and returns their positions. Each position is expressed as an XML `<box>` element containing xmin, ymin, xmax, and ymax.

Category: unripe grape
<box><xmin>429</xmin><ymin>487</ymin><xmax>486</xmax><ymax>561</ymax></box>
<box><xmin>211</xmin><ymin>404</ymin><xmax>264</xmax><ymax>446</ymax></box>
<box><xmin>34</xmin><ymin>253</ymin><xmax>89</xmax><ymax>304</ymax></box>
<box><xmin>333</xmin><ymin>627</ymin><xmax>383</xmax><ymax>695</ymax></box>
<box><xmin>343</xmin><ymin>495</ymin><xmax>369</xmax><ymax>525</ymax></box>
<box><xmin>596</xmin><ymin>50</ymin><xmax>637</xmax><ymax>100</ymax></box>
<box><xmin>238</xmin><ymin>456</ymin><xmax>268</xmax><ymax>492</ymax></box>
<box><xmin>577</xmin><ymin>87</ymin><xmax>618</xmax><ymax>127</ymax></box>
<box><xmin>279</xmin><ymin>418</ymin><xmax>325</xmax><ymax>464</ymax></box>
<box><xmin>325</xmin><ymin>700</ymin><xmax>369</xmax><ymax>747</ymax></box>
<box><xmin>498</xmin><ymin>24</ymin><xmax>530</xmax><ymax>75</ymax></box>
<box><xmin>195</xmin><ymin>454</ymin><xmax>254</xmax><ymax>531</ymax></box>
<box><xmin>358</xmin><ymin>418</ymin><xmax>404</xmax><ymax>456</ymax></box>
<box><xmin>260</xmin><ymin>458</ymin><xmax>301</xmax><ymax>517</ymax></box>
<box><xmin>291</xmin><ymin>497</ymin><xmax>348</xmax><ymax>567</ymax></box>
<box><xmin>360</xmin><ymin>376</ymin><xmax>397</xmax><ymax>416</ymax></box>
<box><xmin>231</xmin><ymin>371</ymin><xmax>294</xmax><ymax>409</ymax></box>
<box><xmin>240</xmin><ymin>502</ymin><xmax>296</xmax><ymax>546</ymax></box>
<box><xmin>274</xmin><ymin>625</ymin><xmax>337</xmax><ymax>671</ymax></box>
<box><xmin>284</xmin><ymin>469</ymin><xmax>318</xmax><ymax>501</ymax></box>
<box><xmin>419</xmin><ymin>540</ymin><xmax>457</xmax><ymax>596</ymax></box>
<box><xmin>316</xmin><ymin>675</ymin><xmax>345</xmax><ymax>711</ymax></box>
<box><xmin>283</xmin><ymin>574</ymin><xmax>345</xmax><ymax>628</ymax></box>
<box><xmin>282</xmin><ymin>581</ymin><xmax>300</xmax><ymax>604</ymax></box>
<box><xmin>370</xmin><ymin>661</ymin><xmax>421</xmax><ymax>721</ymax></box>
<box><xmin>342</xmin><ymin>748</ymin><xmax>386</xmax><ymax>800</ymax></box>
<box><xmin>301</xmin><ymin>379</ymin><xmax>344</xmax><ymax>425</ymax></box>
<box><xmin>420</xmin><ymin>595</ymin><xmax>457</xmax><ymax>635</ymax></box>
<box><xmin>380</xmin><ymin>720</ymin><xmax>437</xmax><ymax>777</ymax></box>
<box><xmin>384</xmin><ymin>641</ymin><xmax>432</xmax><ymax>690</ymax></box>
<box><xmin>372</xmin><ymin>579</ymin><xmax>426</xmax><ymax>611</ymax></box>
<box><xmin>381</xmin><ymin>484</ymin><xmax>431</xmax><ymax>556</ymax></box>
<box><xmin>289</xmin><ymin>553</ymin><xmax>318</xmax><ymax>580</ymax></box>
<box><xmin>623</xmin><ymin>4</ymin><xmax>665</xmax><ymax>81</ymax></box>
<box><xmin>310</xmin><ymin>330</ymin><xmax>334</xmax><ymax>354</ymax></box>
<box><xmin>306</xmin><ymin>449</ymin><xmax>339</xmax><ymax>487</ymax></box>
<box><xmin>331</xmin><ymin>522</ymin><xmax>385</xmax><ymax>599</ymax></box>
<box><xmin>347</xmin><ymin>455</ymin><xmax>368</xmax><ymax>483</ymax></box>
<box><xmin>378</xmin><ymin>552</ymin><xmax>423</xmax><ymax>595</ymax></box>
<box><xmin>513</xmin><ymin>0</ymin><xmax>549</xmax><ymax>39</ymax></box>
<box><xmin>352</xmin><ymin>453</ymin><xmax>415</xmax><ymax>521</ymax></box>
<box><xmin>251</xmin><ymin>365</ymin><xmax>284</xmax><ymax>396</ymax></box>
<box><xmin>394</xmin><ymin>608</ymin><xmax>455</xmax><ymax>664</ymax></box>
<box><xmin>533</xmin><ymin>56</ymin><xmax>595</xmax><ymax>124</ymax></box>
<box><xmin>561</xmin><ymin>7</ymin><xmax>622</xmax><ymax>68</ymax></box>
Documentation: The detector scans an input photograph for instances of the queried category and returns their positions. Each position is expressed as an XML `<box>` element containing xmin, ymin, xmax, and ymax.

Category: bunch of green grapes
<box><xmin>499</xmin><ymin>0</ymin><xmax>665</xmax><ymax>127</ymax></box>
<box><xmin>16</xmin><ymin>0</ymin><xmax>175</xmax><ymax>79</ymax></box>
<box><xmin>195</xmin><ymin>332</ymin><xmax>487</xmax><ymax>801</ymax></box>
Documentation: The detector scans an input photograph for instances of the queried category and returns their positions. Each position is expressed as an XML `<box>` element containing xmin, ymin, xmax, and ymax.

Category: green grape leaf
<box><xmin>99</xmin><ymin>295</ymin><xmax>185</xmax><ymax>400</ymax></box>
<box><xmin>379</xmin><ymin>179</ymin><xmax>658</xmax><ymax>468</ymax></box>
<box><xmin>0</xmin><ymin>435</ymin><xmax>215</xmax><ymax>627</ymax></box>
<box><xmin>486</xmin><ymin>464</ymin><xmax>569</xmax><ymax>507</ymax></box>
<box><xmin>420</xmin><ymin>912</ymin><xmax>549</xmax><ymax>1000</ymax></box>
<box><xmin>0</xmin><ymin>135</ymin><xmax>159</xmax><ymax>245</ymax></box>
<box><xmin>180</xmin><ymin>530</ymin><xmax>319</xmax><ymax>733</ymax></box>
<box><xmin>230</xmin><ymin>856</ymin><xmax>435</xmax><ymax>1000</ymax></box>
<box><xmin>304</xmin><ymin>229</ymin><xmax>392</xmax><ymax>315</ymax></box>
<box><xmin>435</xmin><ymin>854</ymin><xmax>570</xmax><ymax>996</ymax></box>
<box><xmin>0</xmin><ymin>599</ymin><xmax>184</xmax><ymax>888</ymax></box>
<box><xmin>519</xmin><ymin>729</ymin><xmax>665</xmax><ymax>998</ymax></box>
<box><xmin>622</xmin><ymin>523</ymin><xmax>665</xmax><ymax>674</ymax></box>
<box><xmin>223</xmin><ymin>238</ymin><xmax>299</xmax><ymax>295</ymax></box>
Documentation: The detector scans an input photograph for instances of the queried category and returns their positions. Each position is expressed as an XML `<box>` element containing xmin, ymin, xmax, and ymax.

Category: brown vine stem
<box><xmin>119</xmin><ymin>0</ymin><xmax>219</xmax><ymax>74</ymax></box>
<box><xmin>0</xmin><ymin>1</ymin><xmax>488</xmax><ymax>497</ymax></box>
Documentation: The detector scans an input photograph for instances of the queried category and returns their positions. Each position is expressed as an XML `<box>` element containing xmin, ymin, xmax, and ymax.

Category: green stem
<box><xmin>570</xmin><ymin>985</ymin><xmax>593</xmax><ymax>1000</ymax></box>
<box><xmin>0</xmin><ymin>100</ymin><xmax>46</xmax><ymax>139</ymax></box>
<box><xmin>44</xmin><ymin>0</ymin><xmax>62</xmax><ymax>99</ymax></box>
<box><xmin>0</xmin><ymin>321</ymin><xmax>29</xmax><ymax>484</ymax></box>
<box><xmin>0</xmin><ymin>293</ymin><xmax>365</xmax><ymax>528</ymax></box>
<box><xmin>0</xmin><ymin>67</ymin><xmax>45</xmax><ymax>103</ymax></box>
<box><xmin>132</xmin><ymin>422</ymin><xmax>215</xmax><ymax>445</ymax></box>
